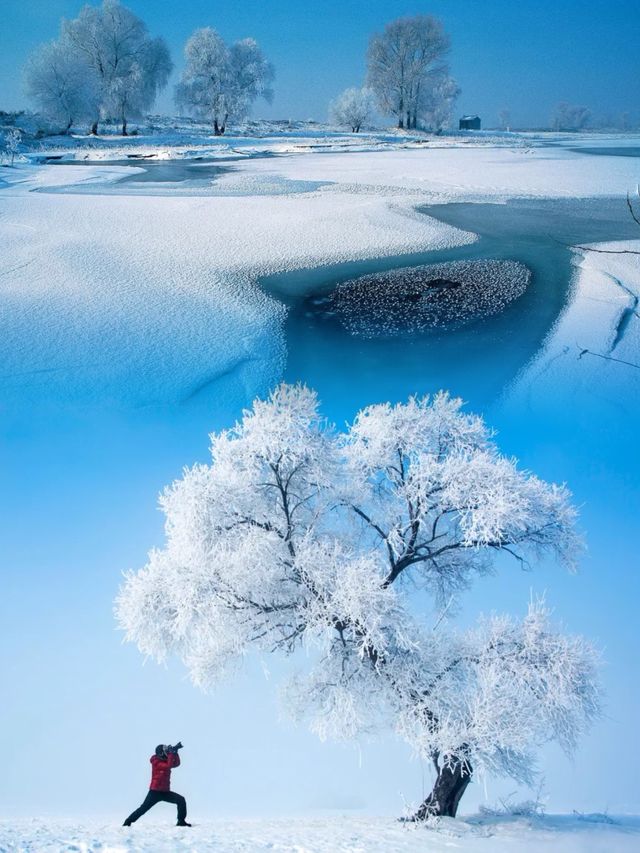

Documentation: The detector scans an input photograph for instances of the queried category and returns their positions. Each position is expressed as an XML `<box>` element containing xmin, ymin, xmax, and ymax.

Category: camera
<box><xmin>167</xmin><ymin>741</ymin><xmax>183</xmax><ymax>754</ymax></box>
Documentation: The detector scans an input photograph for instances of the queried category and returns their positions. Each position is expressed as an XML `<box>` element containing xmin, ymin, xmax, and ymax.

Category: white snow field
<box><xmin>504</xmin><ymin>239</ymin><xmax>640</xmax><ymax>412</ymax></box>
<box><xmin>2</xmin><ymin>814</ymin><xmax>639</xmax><ymax>853</ymax></box>
<box><xmin>226</xmin><ymin>142</ymin><xmax>639</xmax><ymax>202</ymax></box>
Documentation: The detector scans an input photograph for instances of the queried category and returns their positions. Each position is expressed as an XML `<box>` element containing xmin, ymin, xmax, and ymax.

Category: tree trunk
<box><xmin>411</xmin><ymin>761</ymin><xmax>472</xmax><ymax>820</ymax></box>
<box><xmin>90</xmin><ymin>121</ymin><xmax>98</xmax><ymax>136</ymax></box>
<box><xmin>122</xmin><ymin>117</ymin><xmax>128</xmax><ymax>136</ymax></box>
<box><xmin>398</xmin><ymin>117</ymin><xmax>404</xmax><ymax>129</ymax></box>
<box><xmin>214</xmin><ymin>119</ymin><xmax>226</xmax><ymax>136</ymax></box>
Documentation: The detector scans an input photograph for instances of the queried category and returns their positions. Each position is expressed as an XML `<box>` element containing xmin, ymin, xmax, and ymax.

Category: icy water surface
<box><xmin>569</xmin><ymin>147</ymin><xmax>640</xmax><ymax>158</ymax></box>
<box><xmin>262</xmin><ymin>196</ymin><xmax>637</xmax><ymax>410</ymax></box>
<box><xmin>44</xmin><ymin>157</ymin><xmax>329</xmax><ymax>196</ymax></box>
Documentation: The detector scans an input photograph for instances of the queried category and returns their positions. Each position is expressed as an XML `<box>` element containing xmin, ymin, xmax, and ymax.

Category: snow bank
<box><xmin>505</xmin><ymin>242</ymin><xmax>640</xmax><ymax>411</ymax></box>
<box><xmin>0</xmin><ymin>162</ymin><xmax>472</xmax><ymax>408</ymax></box>
<box><xmin>231</xmin><ymin>144</ymin><xmax>640</xmax><ymax>202</ymax></box>
<box><xmin>23</xmin><ymin>122</ymin><xmax>526</xmax><ymax>163</ymax></box>
<box><xmin>2</xmin><ymin>814</ymin><xmax>638</xmax><ymax>852</ymax></box>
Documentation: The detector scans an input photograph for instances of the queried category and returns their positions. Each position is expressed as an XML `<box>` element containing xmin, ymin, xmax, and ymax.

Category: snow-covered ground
<box><xmin>3</xmin><ymin>814</ymin><xmax>639</xmax><ymax>853</ymax></box>
<box><xmin>10</xmin><ymin>117</ymin><xmax>533</xmax><ymax>163</ymax></box>
<box><xmin>505</xmin><ymin>239</ymin><xmax>640</xmax><ymax>412</ymax></box>
<box><xmin>224</xmin><ymin>140</ymin><xmax>638</xmax><ymax>201</ymax></box>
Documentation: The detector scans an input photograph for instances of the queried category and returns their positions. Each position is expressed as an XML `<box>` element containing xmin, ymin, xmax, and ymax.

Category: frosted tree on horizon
<box><xmin>551</xmin><ymin>101</ymin><xmax>592</xmax><ymax>132</ymax></box>
<box><xmin>330</xmin><ymin>87</ymin><xmax>376</xmax><ymax>133</ymax></box>
<box><xmin>1</xmin><ymin>128</ymin><xmax>23</xmax><ymax>166</ymax></box>
<box><xmin>175</xmin><ymin>28</ymin><xmax>274</xmax><ymax>135</ymax></box>
<box><xmin>116</xmin><ymin>385</ymin><xmax>600</xmax><ymax>819</ymax></box>
<box><xmin>419</xmin><ymin>74</ymin><xmax>460</xmax><ymax>132</ymax></box>
<box><xmin>61</xmin><ymin>0</ymin><xmax>172</xmax><ymax>135</ymax></box>
<box><xmin>24</xmin><ymin>39</ymin><xmax>100</xmax><ymax>133</ymax></box>
<box><xmin>366</xmin><ymin>15</ymin><xmax>452</xmax><ymax>130</ymax></box>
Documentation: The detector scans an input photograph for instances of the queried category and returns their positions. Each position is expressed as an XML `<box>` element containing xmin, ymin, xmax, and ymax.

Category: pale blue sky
<box><xmin>1</xmin><ymin>0</ymin><xmax>639</xmax><ymax>127</ymax></box>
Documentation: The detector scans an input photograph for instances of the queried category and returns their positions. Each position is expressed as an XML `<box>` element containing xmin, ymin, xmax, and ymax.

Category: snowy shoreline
<box><xmin>3</xmin><ymin>813</ymin><xmax>639</xmax><ymax>852</ymax></box>
<box><xmin>505</xmin><ymin>239</ymin><xmax>640</xmax><ymax>412</ymax></box>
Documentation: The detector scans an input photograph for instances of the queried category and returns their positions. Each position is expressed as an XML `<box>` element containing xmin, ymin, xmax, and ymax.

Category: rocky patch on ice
<box><xmin>321</xmin><ymin>259</ymin><xmax>531</xmax><ymax>338</ymax></box>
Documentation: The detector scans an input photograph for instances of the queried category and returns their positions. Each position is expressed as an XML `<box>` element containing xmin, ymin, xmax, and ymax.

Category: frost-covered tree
<box><xmin>62</xmin><ymin>0</ymin><xmax>172</xmax><ymax>134</ymax></box>
<box><xmin>551</xmin><ymin>101</ymin><xmax>592</xmax><ymax>132</ymax></box>
<box><xmin>419</xmin><ymin>74</ymin><xmax>460</xmax><ymax>131</ymax></box>
<box><xmin>330</xmin><ymin>87</ymin><xmax>376</xmax><ymax>132</ymax></box>
<box><xmin>367</xmin><ymin>15</ymin><xmax>451</xmax><ymax>130</ymax></box>
<box><xmin>24</xmin><ymin>38</ymin><xmax>99</xmax><ymax>132</ymax></box>
<box><xmin>103</xmin><ymin>36</ymin><xmax>172</xmax><ymax>135</ymax></box>
<box><xmin>1</xmin><ymin>128</ymin><xmax>23</xmax><ymax>166</ymax></box>
<box><xmin>230</xmin><ymin>37</ymin><xmax>275</xmax><ymax>123</ymax></box>
<box><xmin>116</xmin><ymin>385</ymin><xmax>600</xmax><ymax>818</ymax></box>
<box><xmin>175</xmin><ymin>28</ymin><xmax>274</xmax><ymax>135</ymax></box>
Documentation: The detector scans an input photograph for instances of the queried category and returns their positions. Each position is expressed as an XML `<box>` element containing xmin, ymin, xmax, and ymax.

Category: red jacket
<box><xmin>149</xmin><ymin>752</ymin><xmax>180</xmax><ymax>791</ymax></box>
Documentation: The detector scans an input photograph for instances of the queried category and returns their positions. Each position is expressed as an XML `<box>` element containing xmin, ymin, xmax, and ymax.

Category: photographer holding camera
<box><xmin>123</xmin><ymin>742</ymin><xmax>191</xmax><ymax>827</ymax></box>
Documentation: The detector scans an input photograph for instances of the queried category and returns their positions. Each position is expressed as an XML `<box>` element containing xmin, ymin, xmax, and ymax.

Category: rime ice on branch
<box><xmin>116</xmin><ymin>385</ymin><xmax>600</xmax><ymax>818</ymax></box>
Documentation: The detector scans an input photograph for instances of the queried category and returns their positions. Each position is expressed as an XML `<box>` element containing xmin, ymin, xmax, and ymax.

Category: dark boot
<box><xmin>177</xmin><ymin>820</ymin><xmax>192</xmax><ymax>826</ymax></box>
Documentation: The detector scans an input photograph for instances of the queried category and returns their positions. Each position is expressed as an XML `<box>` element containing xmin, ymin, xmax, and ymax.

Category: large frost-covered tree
<box><xmin>24</xmin><ymin>39</ymin><xmax>99</xmax><ymax>132</ymax></box>
<box><xmin>330</xmin><ymin>87</ymin><xmax>376</xmax><ymax>132</ymax></box>
<box><xmin>367</xmin><ymin>15</ymin><xmax>451</xmax><ymax>130</ymax></box>
<box><xmin>117</xmin><ymin>385</ymin><xmax>600</xmax><ymax>818</ymax></box>
<box><xmin>175</xmin><ymin>28</ymin><xmax>274</xmax><ymax>135</ymax></box>
<box><xmin>62</xmin><ymin>0</ymin><xmax>172</xmax><ymax>134</ymax></box>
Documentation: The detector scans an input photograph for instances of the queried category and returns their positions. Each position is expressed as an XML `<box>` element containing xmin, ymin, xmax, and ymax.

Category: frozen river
<box><xmin>266</xmin><ymin>194</ymin><xmax>637</xmax><ymax>409</ymax></box>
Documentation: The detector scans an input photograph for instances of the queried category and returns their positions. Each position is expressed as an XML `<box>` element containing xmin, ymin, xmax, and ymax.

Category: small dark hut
<box><xmin>459</xmin><ymin>115</ymin><xmax>481</xmax><ymax>130</ymax></box>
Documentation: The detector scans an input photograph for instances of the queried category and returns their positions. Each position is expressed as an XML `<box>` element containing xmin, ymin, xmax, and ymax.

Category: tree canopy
<box><xmin>117</xmin><ymin>384</ymin><xmax>600</xmax><ymax>818</ymax></box>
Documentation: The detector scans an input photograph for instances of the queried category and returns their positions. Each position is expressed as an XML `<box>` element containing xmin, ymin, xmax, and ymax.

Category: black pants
<box><xmin>125</xmin><ymin>789</ymin><xmax>187</xmax><ymax>824</ymax></box>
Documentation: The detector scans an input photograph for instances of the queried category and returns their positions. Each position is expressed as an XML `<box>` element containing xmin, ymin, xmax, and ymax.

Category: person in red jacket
<box><xmin>123</xmin><ymin>743</ymin><xmax>191</xmax><ymax>827</ymax></box>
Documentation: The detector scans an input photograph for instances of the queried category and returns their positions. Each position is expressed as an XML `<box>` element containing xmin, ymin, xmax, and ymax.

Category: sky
<box><xmin>1</xmin><ymin>0</ymin><xmax>639</xmax><ymax>128</ymax></box>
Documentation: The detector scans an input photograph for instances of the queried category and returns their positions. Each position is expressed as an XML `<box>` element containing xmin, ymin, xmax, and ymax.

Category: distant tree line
<box><xmin>20</xmin><ymin>2</ymin><xmax>637</xmax><ymax>137</ymax></box>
